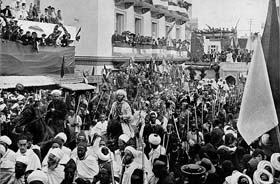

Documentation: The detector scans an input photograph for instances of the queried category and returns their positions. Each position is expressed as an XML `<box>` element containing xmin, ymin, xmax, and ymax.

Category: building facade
<box><xmin>38</xmin><ymin>0</ymin><xmax>192</xmax><ymax>76</ymax></box>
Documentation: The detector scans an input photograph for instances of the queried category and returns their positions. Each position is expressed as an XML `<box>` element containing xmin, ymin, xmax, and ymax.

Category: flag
<box><xmin>60</xmin><ymin>56</ymin><xmax>65</xmax><ymax>78</ymax></box>
<box><xmin>237</xmin><ymin>37</ymin><xmax>278</xmax><ymax>145</ymax></box>
<box><xmin>261</xmin><ymin>0</ymin><xmax>280</xmax><ymax>151</ymax></box>
<box><xmin>82</xmin><ymin>71</ymin><xmax>88</xmax><ymax>84</ymax></box>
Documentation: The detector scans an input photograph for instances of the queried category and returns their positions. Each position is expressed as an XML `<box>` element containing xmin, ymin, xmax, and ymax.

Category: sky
<box><xmin>192</xmin><ymin>0</ymin><xmax>272</xmax><ymax>37</ymax></box>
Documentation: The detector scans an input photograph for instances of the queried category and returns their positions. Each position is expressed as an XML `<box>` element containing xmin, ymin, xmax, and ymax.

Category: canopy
<box><xmin>0</xmin><ymin>76</ymin><xmax>56</xmax><ymax>89</ymax></box>
<box><xmin>60</xmin><ymin>83</ymin><xmax>96</xmax><ymax>91</ymax></box>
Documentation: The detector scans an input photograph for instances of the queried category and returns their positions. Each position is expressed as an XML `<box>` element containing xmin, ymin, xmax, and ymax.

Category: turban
<box><xmin>0</xmin><ymin>144</ymin><xmax>6</xmax><ymax>155</ymax></box>
<box><xmin>225</xmin><ymin>171</ymin><xmax>252</xmax><ymax>184</ymax></box>
<box><xmin>253</xmin><ymin>169</ymin><xmax>273</xmax><ymax>184</ymax></box>
<box><xmin>260</xmin><ymin>134</ymin><xmax>272</xmax><ymax>146</ymax></box>
<box><xmin>52</xmin><ymin>137</ymin><xmax>63</xmax><ymax>147</ymax></box>
<box><xmin>124</xmin><ymin>146</ymin><xmax>139</xmax><ymax>158</ymax></box>
<box><xmin>119</xmin><ymin>134</ymin><xmax>130</xmax><ymax>143</ymax></box>
<box><xmin>270</xmin><ymin>153</ymin><xmax>280</xmax><ymax>171</ymax></box>
<box><xmin>149</xmin><ymin>133</ymin><xmax>161</xmax><ymax>145</ymax></box>
<box><xmin>51</xmin><ymin>90</ymin><xmax>62</xmax><ymax>96</ymax></box>
<box><xmin>27</xmin><ymin>170</ymin><xmax>48</xmax><ymax>184</ymax></box>
<box><xmin>257</xmin><ymin>160</ymin><xmax>275</xmax><ymax>176</ymax></box>
<box><xmin>49</xmin><ymin>148</ymin><xmax>64</xmax><ymax>160</ymax></box>
<box><xmin>97</xmin><ymin>146</ymin><xmax>112</xmax><ymax>161</ymax></box>
<box><xmin>77</xmin><ymin>142</ymin><xmax>87</xmax><ymax>149</ymax></box>
<box><xmin>150</xmin><ymin>111</ymin><xmax>158</xmax><ymax>118</ymax></box>
<box><xmin>55</xmin><ymin>132</ymin><xmax>67</xmax><ymax>143</ymax></box>
<box><xmin>116</xmin><ymin>89</ymin><xmax>126</xmax><ymax>97</ymax></box>
<box><xmin>0</xmin><ymin>135</ymin><xmax>12</xmax><ymax>146</ymax></box>
<box><xmin>0</xmin><ymin>98</ymin><xmax>3</xmax><ymax>103</ymax></box>
<box><xmin>16</xmin><ymin>155</ymin><xmax>29</xmax><ymax>165</ymax></box>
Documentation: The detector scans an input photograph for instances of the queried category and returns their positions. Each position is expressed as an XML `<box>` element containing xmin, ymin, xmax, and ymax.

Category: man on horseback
<box><xmin>108</xmin><ymin>89</ymin><xmax>134</xmax><ymax>138</ymax></box>
<box><xmin>45</xmin><ymin>90</ymin><xmax>67</xmax><ymax>135</ymax></box>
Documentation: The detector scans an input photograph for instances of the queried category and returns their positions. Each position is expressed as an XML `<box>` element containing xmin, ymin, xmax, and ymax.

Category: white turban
<box><xmin>225</xmin><ymin>171</ymin><xmax>252</xmax><ymax>184</ymax></box>
<box><xmin>119</xmin><ymin>134</ymin><xmax>130</xmax><ymax>143</ymax></box>
<box><xmin>0</xmin><ymin>135</ymin><xmax>12</xmax><ymax>146</ymax></box>
<box><xmin>49</xmin><ymin>148</ymin><xmax>64</xmax><ymax>160</ymax></box>
<box><xmin>16</xmin><ymin>155</ymin><xmax>29</xmax><ymax>165</ymax></box>
<box><xmin>270</xmin><ymin>153</ymin><xmax>280</xmax><ymax>171</ymax></box>
<box><xmin>55</xmin><ymin>132</ymin><xmax>67</xmax><ymax>143</ymax></box>
<box><xmin>27</xmin><ymin>170</ymin><xmax>49</xmax><ymax>184</ymax></box>
<box><xmin>257</xmin><ymin>160</ymin><xmax>275</xmax><ymax>176</ymax></box>
<box><xmin>124</xmin><ymin>146</ymin><xmax>139</xmax><ymax>158</ymax></box>
<box><xmin>0</xmin><ymin>144</ymin><xmax>6</xmax><ymax>156</ymax></box>
<box><xmin>97</xmin><ymin>146</ymin><xmax>113</xmax><ymax>161</ymax></box>
<box><xmin>253</xmin><ymin>169</ymin><xmax>274</xmax><ymax>184</ymax></box>
<box><xmin>51</xmin><ymin>90</ymin><xmax>62</xmax><ymax>96</ymax></box>
<box><xmin>116</xmin><ymin>89</ymin><xmax>126</xmax><ymax>97</ymax></box>
<box><xmin>149</xmin><ymin>133</ymin><xmax>161</xmax><ymax>145</ymax></box>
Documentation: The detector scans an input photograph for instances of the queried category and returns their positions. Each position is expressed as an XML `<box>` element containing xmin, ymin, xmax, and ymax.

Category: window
<box><xmin>166</xmin><ymin>25</ymin><xmax>170</xmax><ymax>37</ymax></box>
<box><xmin>135</xmin><ymin>18</ymin><xmax>142</xmax><ymax>35</ymax></box>
<box><xmin>152</xmin><ymin>22</ymin><xmax>158</xmax><ymax>38</ymax></box>
<box><xmin>176</xmin><ymin>27</ymin><xmax>181</xmax><ymax>40</ymax></box>
<box><xmin>116</xmin><ymin>13</ymin><xmax>124</xmax><ymax>34</ymax></box>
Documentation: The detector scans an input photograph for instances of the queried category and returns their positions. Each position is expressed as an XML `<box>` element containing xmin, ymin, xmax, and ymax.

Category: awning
<box><xmin>60</xmin><ymin>83</ymin><xmax>96</xmax><ymax>91</ymax></box>
<box><xmin>0</xmin><ymin>76</ymin><xmax>56</xmax><ymax>89</ymax></box>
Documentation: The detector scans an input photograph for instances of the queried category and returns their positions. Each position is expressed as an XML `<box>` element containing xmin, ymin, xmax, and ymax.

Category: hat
<box><xmin>55</xmin><ymin>132</ymin><xmax>67</xmax><ymax>143</ymax></box>
<box><xmin>0</xmin><ymin>135</ymin><xmax>12</xmax><ymax>146</ymax></box>
<box><xmin>181</xmin><ymin>164</ymin><xmax>206</xmax><ymax>177</ymax></box>
<box><xmin>253</xmin><ymin>169</ymin><xmax>273</xmax><ymax>184</ymax></box>
<box><xmin>97</xmin><ymin>146</ymin><xmax>112</xmax><ymax>161</ymax></box>
<box><xmin>148</xmin><ymin>133</ymin><xmax>161</xmax><ymax>145</ymax></box>
<box><xmin>51</xmin><ymin>90</ymin><xmax>62</xmax><ymax>96</ymax></box>
<box><xmin>119</xmin><ymin>134</ymin><xmax>130</xmax><ymax>143</ymax></box>
<box><xmin>27</xmin><ymin>170</ymin><xmax>48</xmax><ymax>184</ymax></box>
<box><xmin>225</xmin><ymin>170</ymin><xmax>252</xmax><ymax>184</ymax></box>
<box><xmin>16</xmin><ymin>155</ymin><xmax>28</xmax><ymax>165</ymax></box>
<box><xmin>270</xmin><ymin>153</ymin><xmax>280</xmax><ymax>171</ymax></box>
<box><xmin>124</xmin><ymin>146</ymin><xmax>139</xmax><ymax>158</ymax></box>
<box><xmin>49</xmin><ymin>148</ymin><xmax>64</xmax><ymax>160</ymax></box>
<box><xmin>257</xmin><ymin>160</ymin><xmax>275</xmax><ymax>176</ymax></box>
<box><xmin>197</xmin><ymin>158</ymin><xmax>216</xmax><ymax>174</ymax></box>
<box><xmin>0</xmin><ymin>144</ymin><xmax>6</xmax><ymax>156</ymax></box>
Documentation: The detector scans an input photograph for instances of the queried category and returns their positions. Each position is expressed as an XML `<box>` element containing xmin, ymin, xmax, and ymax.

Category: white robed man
<box><xmin>15</xmin><ymin>135</ymin><xmax>41</xmax><ymax>171</ymax></box>
<box><xmin>42</xmin><ymin>137</ymin><xmax>70</xmax><ymax>167</ymax></box>
<box><xmin>27</xmin><ymin>170</ymin><xmax>49</xmax><ymax>184</ymax></box>
<box><xmin>0</xmin><ymin>135</ymin><xmax>16</xmax><ymax>170</ymax></box>
<box><xmin>0</xmin><ymin>144</ymin><xmax>16</xmax><ymax>184</ymax></box>
<box><xmin>114</xmin><ymin>134</ymin><xmax>130</xmax><ymax>177</ymax></box>
<box><xmin>120</xmin><ymin>146</ymin><xmax>153</xmax><ymax>184</ymax></box>
<box><xmin>73</xmin><ymin>142</ymin><xmax>99</xmax><ymax>183</ymax></box>
<box><xmin>109</xmin><ymin>89</ymin><xmax>134</xmax><ymax>138</ymax></box>
<box><xmin>42</xmin><ymin>148</ymin><xmax>65</xmax><ymax>184</ymax></box>
<box><xmin>148</xmin><ymin>133</ymin><xmax>166</xmax><ymax>165</ymax></box>
<box><xmin>54</xmin><ymin>132</ymin><xmax>71</xmax><ymax>157</ymax></box>
<box><xmin>90</xmin><ymin>113</ymin><xmax>108</xmax><ymax>138</ymax></box>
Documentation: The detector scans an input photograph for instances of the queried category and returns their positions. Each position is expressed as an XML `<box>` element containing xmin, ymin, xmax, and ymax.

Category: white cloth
<box><xmin>43</xmin><ymin>148</ymin><xmax>70</xmax><ymax>167</ymax></box>
<box><xmin>74</xmin><ymin>154</ymin><xmax>99</xmax><ymax>182</ymax></box>
<box><xmin>15</xmin><ymin>149</ymin><xmax>41</xmax><ymax>171</ymax></box>
<box><xmin>90</xmin><ymin>120</ymin><xmax>108</xmax><ymax>137</ymax></box>
<box><xmin>42</xmin><ymin>165</ymin><xmax>65</xmax><ymax>184</ymax></box>
<box><xmin>148</xmin><ymin>145</ymin><xmax>166</xmax><ymax>165</ymax></box>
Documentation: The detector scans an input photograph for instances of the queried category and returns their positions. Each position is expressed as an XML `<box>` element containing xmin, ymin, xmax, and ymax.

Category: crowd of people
<box><xmin>0</xmin><ymin>61</ymin><xmax>279</xmax><ymax>184</ymax></box>
<box><xmin>111</xmin><ymin>31</ymin><xmax>189</xmax><ymax>51</ymax></box>
<box><xmin>201</xmin><ymin>49</ymin><xmax>252</xmax><ymax>63</ymax></box>
<box><xmin>0</xmin><ymin>0</ymin><xmax>63</xmax><ymax>24</ymax></box>
<box><xmin>0</xmin><ymin>15</ymin><xmax>72</xmax><ymax>50</ymax></box>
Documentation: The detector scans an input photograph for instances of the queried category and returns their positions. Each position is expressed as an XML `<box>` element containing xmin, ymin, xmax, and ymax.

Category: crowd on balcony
<box><xmin>0</xmin><ymin>15</ymin><xmax>72</xmax><ymax>50</ymax></box>
<box><xmin>112</xmin><ymin>30</ymin><xmax>189</xmax><ymax>51</ymax></box>
<box><xmin>201</xmin><ymin>49</ymin><xmax>252</xmax><ymax>63</ymax></box>
<box><xmin>0</xmin><ymin>0</ymin><xmax>63</xmax><ymax>24</ymax></box>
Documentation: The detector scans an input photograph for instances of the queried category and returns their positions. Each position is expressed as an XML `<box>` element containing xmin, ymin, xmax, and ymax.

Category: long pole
<box><xmin>110</xmin><ymin>153</ymin><xmax>115</xmax><ymax>184</ymax></box>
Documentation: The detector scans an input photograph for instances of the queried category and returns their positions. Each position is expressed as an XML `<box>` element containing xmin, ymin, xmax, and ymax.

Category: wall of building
<box><xmin>203</xmin><ymin>39</ymin><xmax>221</xmax><ymax>53</ymax></box>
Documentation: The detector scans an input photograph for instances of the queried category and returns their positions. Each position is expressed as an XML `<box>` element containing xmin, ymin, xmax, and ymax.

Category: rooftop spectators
<box><xmin>0</xmin><ymin>1</ymin><xmax>63</xmax><ymax>24</ymax></box>
<box><xmin>112</xmin><ymin>30</ymin><xmax>189</xmax><ymax>51</ymax></box>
